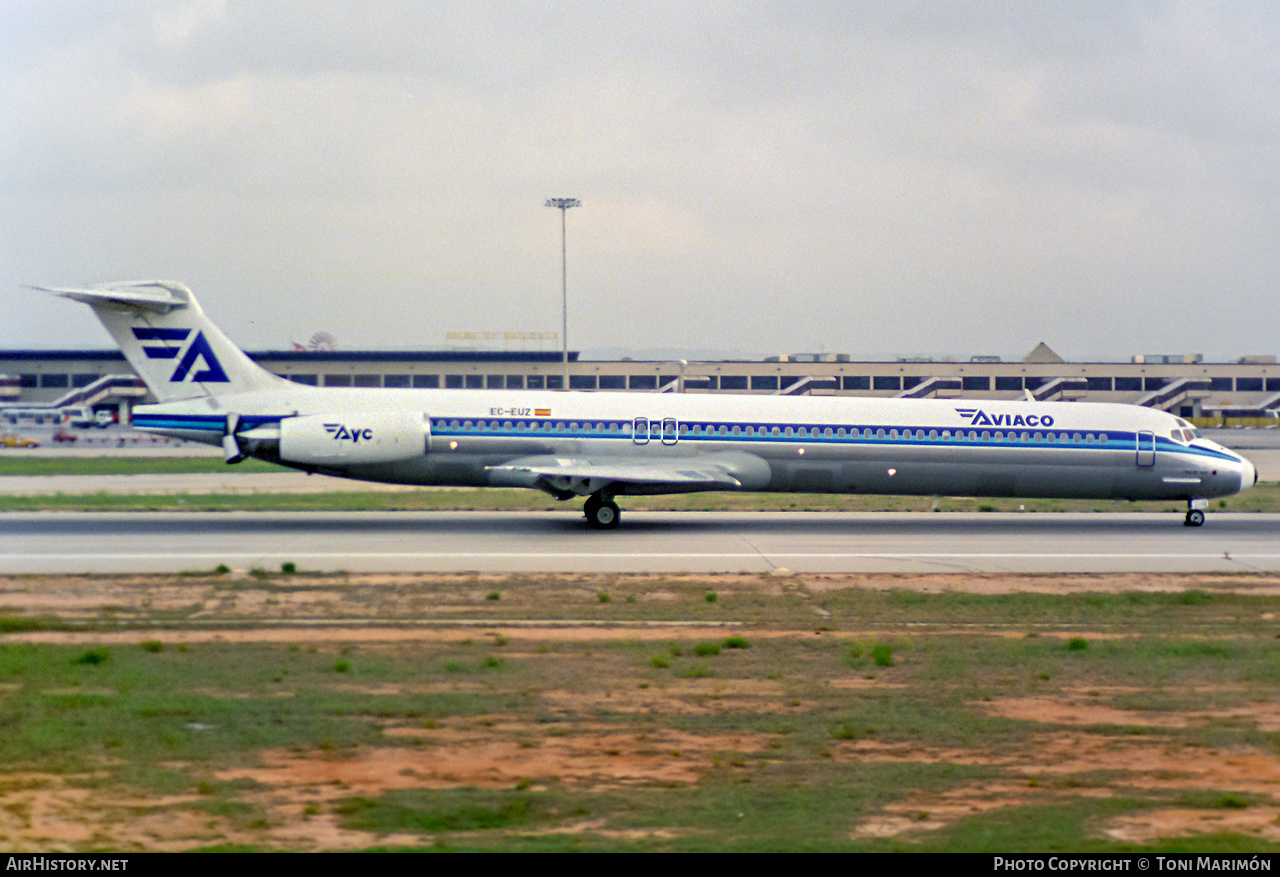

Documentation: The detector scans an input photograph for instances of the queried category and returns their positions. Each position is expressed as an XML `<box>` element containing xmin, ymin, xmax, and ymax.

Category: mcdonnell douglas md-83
<box><xmin>37</xmin><ymin>281</ymin><xmax>1256</xmax><ymax>529</ymax></box>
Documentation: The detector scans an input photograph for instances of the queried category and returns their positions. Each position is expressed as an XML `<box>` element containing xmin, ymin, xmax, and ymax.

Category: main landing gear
<box><xmin>584</xmin><ymin>493</ymin><xmax>621</xmax><ymax>530</ymax></box>
<box><xmin>1184</xmin><ymin>498</ymin><xmax>1208</xmax><ymax>528</ymax></box>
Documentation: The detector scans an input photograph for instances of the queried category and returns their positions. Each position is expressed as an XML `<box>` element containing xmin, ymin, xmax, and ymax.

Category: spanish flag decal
<box><xmin>535</xmin><ymin>408</ymin><xmax>551</xmax><ymax>417</ymax></box>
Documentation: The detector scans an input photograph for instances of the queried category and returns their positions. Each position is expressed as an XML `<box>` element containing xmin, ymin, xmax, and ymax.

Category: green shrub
<box><xmin>693</xmin><ymin>642</ymin><xmax>721</xmax><ymax>657</ymax></box>
<box><xmin>140</xmin><ymin>641</ymin><xmax>163</xmax><ymax>654</ymax></box>
<box><xmin>1067</xmin><ymin>637</ymin><xmax>1088</xmax><ymax>652</ymax></box>
<box><xmin>830</xmin><ymin>722</ymin><xmax>857</xmax><ymax>740</ymax></box>
<box><xmin>872</xmin><ymin>644</ymin><xmax>894</xmax><ymax>667</ymax></box>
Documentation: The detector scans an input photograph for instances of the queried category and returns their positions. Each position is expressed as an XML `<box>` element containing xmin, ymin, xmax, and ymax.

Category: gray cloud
<box><xmin>2</xmin><ymin>1</ymin><xmax>1277</xmax><ymax>361</ymax></box>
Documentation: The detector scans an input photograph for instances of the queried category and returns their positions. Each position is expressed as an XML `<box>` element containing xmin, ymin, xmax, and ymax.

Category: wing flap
<box><xmin>488</xmin><ymin>456</ymin><xmax>745</xmax><ymax>497</ymax></box>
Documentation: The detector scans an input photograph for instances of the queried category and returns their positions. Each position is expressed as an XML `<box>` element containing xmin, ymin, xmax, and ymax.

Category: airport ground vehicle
<box><xmin>0</xmin><ymin>432</ymin><xmax>39</xmax><ymax>449</ymax></box>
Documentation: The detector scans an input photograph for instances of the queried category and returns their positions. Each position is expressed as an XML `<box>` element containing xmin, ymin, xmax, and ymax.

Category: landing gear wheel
<box><xmin>1184</xmin><ymin>509</ymin><xmax>1205</xmax><ymax>527</ymax></box>
<box><xmin>585</xmin><ymin>495</ymin><xmax>621</xmax><ymax>530</ymax></box>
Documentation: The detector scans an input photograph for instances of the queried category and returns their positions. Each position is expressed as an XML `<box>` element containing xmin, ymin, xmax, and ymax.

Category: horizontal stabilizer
<box><xmin>30</xmin><ymin>281</ymin><xmax>192</xmax><ymax>313</ymax></box>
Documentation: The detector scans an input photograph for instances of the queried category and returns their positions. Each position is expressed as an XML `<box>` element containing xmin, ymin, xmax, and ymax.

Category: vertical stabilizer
<box><xmin>35</xmin><ymin>281</ymin><xmax>286</xmax><ymax>402</ymax></box>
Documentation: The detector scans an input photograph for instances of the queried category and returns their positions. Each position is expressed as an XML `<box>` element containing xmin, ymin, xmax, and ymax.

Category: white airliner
<box><xmin>38</xmin><ymin>280</ymin><xmax>1256</xmax><ymax>529</ymax></box>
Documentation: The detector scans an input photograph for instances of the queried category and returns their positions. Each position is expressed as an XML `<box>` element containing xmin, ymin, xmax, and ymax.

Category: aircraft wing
<box><xmin>487</xmin><ymin>453</ymin><xmax>756</xmax><ymax>497</ymax></box>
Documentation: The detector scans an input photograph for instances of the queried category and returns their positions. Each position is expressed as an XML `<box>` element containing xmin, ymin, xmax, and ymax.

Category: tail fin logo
<box><xmin>132</xmin><ymin>327</ymin><xmax>230</xmax><ymax>383</ymax></box>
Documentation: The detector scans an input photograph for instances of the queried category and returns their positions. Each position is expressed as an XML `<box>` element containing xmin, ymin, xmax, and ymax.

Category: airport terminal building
<box><xmin>3</xmin><ymin>344</ymin><xmax>1278</xmax><ymax>426</ymax></box>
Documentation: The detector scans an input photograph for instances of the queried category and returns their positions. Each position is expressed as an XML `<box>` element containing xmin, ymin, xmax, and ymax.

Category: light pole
<box><xmin>545</xmin><ymin>197</ymin><xmax>580</xmax><ymax>389</ymax></box>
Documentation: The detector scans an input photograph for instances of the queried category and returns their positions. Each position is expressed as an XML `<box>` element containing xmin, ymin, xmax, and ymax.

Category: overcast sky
<box><xmin>3</xmin><ymin>1</ymin><xmax>1278</xmax><ymax>362</ymax></box>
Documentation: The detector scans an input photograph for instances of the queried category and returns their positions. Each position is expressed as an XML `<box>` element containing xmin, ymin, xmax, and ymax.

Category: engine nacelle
<box><xmin>278</xmin><ymin>412</ymin><xmax>428</xmax><ymax>466</ymax></box>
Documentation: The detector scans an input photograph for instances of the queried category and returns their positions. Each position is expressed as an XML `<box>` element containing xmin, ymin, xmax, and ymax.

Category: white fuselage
<box><xmin>133</xmin><ymin>385</ymin><xmax>1256</xmax><ymax>503</ymax></box>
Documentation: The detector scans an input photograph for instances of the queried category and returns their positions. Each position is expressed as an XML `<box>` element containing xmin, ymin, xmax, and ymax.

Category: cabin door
<box><xmin>1136</xmin><ymin>431</ymin><xmax>1156</xmax><ymax>468</ymax></box>
<box><xmin>661</xmin><ymin>417</ymin><xmax>679</xmax><ymax>445</ymax></box>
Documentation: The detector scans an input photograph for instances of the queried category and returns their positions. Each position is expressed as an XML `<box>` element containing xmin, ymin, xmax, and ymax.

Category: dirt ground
<box><xmin>2</xmin><ymin>571</ymin><xmax>1279</xmax><ymax>851</ymax></box>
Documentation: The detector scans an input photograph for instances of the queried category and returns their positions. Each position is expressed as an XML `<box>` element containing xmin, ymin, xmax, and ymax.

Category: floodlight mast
<box><xmin>545</xmin><ymin>197</ymin><xmax>580</xmax><ymax>389</ymax></box>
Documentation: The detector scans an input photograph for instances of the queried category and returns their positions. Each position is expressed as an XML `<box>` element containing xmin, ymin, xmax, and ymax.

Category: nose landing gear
<box><xmin>584</xmin><ymin>493</ymin><xmax>622</xmax><ymax>529</ymax></box>
<box><xmin>1184</xmin><ymin>498</ymin><xmax>1208</xmax><ymax>527</ymax></box>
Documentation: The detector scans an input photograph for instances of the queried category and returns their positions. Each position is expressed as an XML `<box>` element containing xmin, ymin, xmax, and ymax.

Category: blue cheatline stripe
<box><xmin>133</xmin><ymin>413</ymin><xmax>283</xmax><ymax>432</ymax></box>
<box><xmin>426</xmin><ymin>416</ymin><xmax>1242</xmax><ymax>464</ymax></box>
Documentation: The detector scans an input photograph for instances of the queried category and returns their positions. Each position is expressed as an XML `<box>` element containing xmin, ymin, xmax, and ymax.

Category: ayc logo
<box><xmin>324</xmin><ymin>423</ymin><xmax>375</xmax><ymax>443</ymax></box>
<box><xmin>132</xmin><ymin>327</ymin><xmax>230</xmax><ymax>383</ymax></box>
<box><xmin>956</xmin><ymin>408</ymin><xmax>1055</xmax><ymax>428</ymax></box>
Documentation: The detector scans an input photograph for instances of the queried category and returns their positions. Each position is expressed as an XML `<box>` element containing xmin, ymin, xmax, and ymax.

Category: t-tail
<box><xmin>34</xmin><ymin>281</ymin><xmax>286</xmax><ymax>403</ymax></box>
